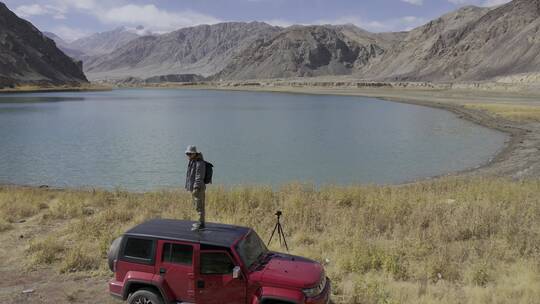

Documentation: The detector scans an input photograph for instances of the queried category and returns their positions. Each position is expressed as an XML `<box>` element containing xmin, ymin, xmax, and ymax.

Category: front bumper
<box><xmin>305</xmin><ymin>277</ymin><xmax>331</xmax><ymax>304</ymax></box>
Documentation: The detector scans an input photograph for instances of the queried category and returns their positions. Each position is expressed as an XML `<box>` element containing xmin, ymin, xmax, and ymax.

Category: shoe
<box><xmin>191</xmin><ymin>223</ymin><xmax>205</xmax><ymax>231</ymax></box>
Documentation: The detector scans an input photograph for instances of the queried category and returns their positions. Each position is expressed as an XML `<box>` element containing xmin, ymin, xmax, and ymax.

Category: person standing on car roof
<box><xmin>185</xmin><ymin>145</ymin><xmax>206</xmax><ymax>231</ymax></box>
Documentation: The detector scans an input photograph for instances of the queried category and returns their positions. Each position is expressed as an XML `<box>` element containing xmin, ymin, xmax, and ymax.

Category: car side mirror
<box><xmin>232</xmin><ymin>266</ymin><xmax>242</xmax><ymax>279</ymax></box>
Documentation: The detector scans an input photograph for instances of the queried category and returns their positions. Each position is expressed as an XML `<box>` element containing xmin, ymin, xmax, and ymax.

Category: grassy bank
<box><xmin>0</xmin><ymin>83</ymin><xmax>112</xmax><ymax>93</ymax></box>
<box><xmin>1</xmin><ymin>177</ymin><xmax>539</xmax><ymax>303</ymax></box>
<box><xmin>465</xmin><ymin>103</ymin><xmax>540</xmax><ymax>122</ymax></box>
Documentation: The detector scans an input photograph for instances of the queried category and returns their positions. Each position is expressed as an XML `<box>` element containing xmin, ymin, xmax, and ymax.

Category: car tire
<box><xmin>128</xmin><ymin>288</ymin><xmax>163</xmax><ymax>304</ymax></box>
<box><xmin>107</xmin><ymin>236</ymin><xmax>122</xmax><ymax>271</ymax></box>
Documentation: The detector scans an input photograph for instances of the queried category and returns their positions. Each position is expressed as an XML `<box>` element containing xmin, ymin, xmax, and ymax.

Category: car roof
<box><xmin>124</xmin><ymin>219</ymin><xmax>251</xmax><ymax>248</ymax></box>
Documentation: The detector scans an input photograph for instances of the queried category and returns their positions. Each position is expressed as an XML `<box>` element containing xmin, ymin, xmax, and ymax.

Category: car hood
<box><xmin>258</xmin><ymin>252</ymin><xmax>323</xmax><ymax>289</ymax></box>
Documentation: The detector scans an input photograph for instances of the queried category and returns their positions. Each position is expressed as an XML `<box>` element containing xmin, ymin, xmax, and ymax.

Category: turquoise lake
<box><xmin>0</xmin><ymin>89</ymin><xmax>507</xmax><ymax>190</ymax></box>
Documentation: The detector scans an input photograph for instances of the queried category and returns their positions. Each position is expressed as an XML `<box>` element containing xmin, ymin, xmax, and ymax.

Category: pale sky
<box><xmin>3</xmin><ymin>0</ymin><xmax>511</xmax><ymax>41</ymax></box>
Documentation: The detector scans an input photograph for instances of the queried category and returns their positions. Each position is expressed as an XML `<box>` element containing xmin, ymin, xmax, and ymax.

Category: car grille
<box><xmin>316</xmin><ymin>274</ymin><xmax>327</xmax><ymax>295</ymax></box>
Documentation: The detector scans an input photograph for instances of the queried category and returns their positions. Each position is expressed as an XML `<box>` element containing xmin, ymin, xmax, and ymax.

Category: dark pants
<box><xmin>192</xmin><ymin>189</ymin><xmax>205</xmax><ymax>225</ymax></box>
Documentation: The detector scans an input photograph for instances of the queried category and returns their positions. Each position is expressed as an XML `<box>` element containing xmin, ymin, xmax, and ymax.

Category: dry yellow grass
<box><xmin>1</xmin><ymin>177</ymin><xmax>540</xmax><ymax>304</ymax></box>
<box><xmin>0</xmin><ymin>83</ymin><xmax>112</xmax><ymax>93</ymax></box>
<box><xmin>465</xmin><ymin>103</ymin><xmax>540</xmax><ymax>122</ymax></box>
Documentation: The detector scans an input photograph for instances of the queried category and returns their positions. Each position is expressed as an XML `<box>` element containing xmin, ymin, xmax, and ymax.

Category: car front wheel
<box><xmin>128</xmin><ymin>289</ymin><xmax>163</xmax><ymax>304</ymax></box>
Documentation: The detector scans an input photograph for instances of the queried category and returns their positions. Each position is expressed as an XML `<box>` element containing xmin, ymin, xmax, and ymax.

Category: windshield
<box><xmin>235</xmin><ymin>230</ymin><xmax>269</xmax><ymax>269</ymax></box>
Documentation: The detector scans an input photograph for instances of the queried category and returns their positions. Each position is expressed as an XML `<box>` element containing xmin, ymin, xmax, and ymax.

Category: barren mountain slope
<box><xmin>43</xmin><ymin>31</ymin><xmax>86</xmax><ymax>59</ymax></box>
<box><xmin>0</xmin><ymin>2</ymin><xmax>87</xmax><ymax>87</ymax></box>
<box><xmin>362</xmin><ymin>0</ymin><xmax>540</xmax><ymax>81</ymax></box>
<box><xmin>216</xmin><ymin>25</ymin><xmax>386</xmax><ymax>80</ymax></box>
<box><xmin>84</xmin><ymin>22</ymin><xmax>280</xmax><ymax>80</ymax></box>
<box><xmin>75</xmin><ymin>0</ymin><xmax>540</xmax><ymax>82</ymax></box>
<box><xmin>68</xmin><ymin>27</ymin><xmax>141</xmax><ymax>57</ymax></box>
<box><xmin>333</xmin><ymin>24</ymin><xmax>406</xmax><ymax>50</ymax></box>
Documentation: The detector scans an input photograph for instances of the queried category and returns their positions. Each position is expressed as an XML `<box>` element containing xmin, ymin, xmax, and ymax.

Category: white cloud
<box><xmin>15</xmin><ymin>0</ymin><xmax>221</xmax><ymax>36</ymax></box>
<box><xmin>401</xmin><ymin>0</ymin><xmax>424</xmax><ymax>6</ymax></box>
<box><xmin>15</xmin><ymin>4</ymin><xmax>66</xmax><ymax>19</ymax></box>
<box><xmin>69</xmin><ymin>0</ymin><xmax>97</xmax><ymax>10</ymax></box>
<box><xmin>51</xmin><ymin>25</ymin><xmax>89</xmax><ymax>42</ymax></box>
<box><xmin>53</xmin><ymin>0</ymin><xmax>98</xmax><ymax>10</ymax></box>
<box><xmin>14</xmin><ymin>4</ymin><xmax>46</xmax><ymax>16</ymax></box>
<box><xmin>98</xmin><ymin>4</ymin><xmax>221</xmax><ymax>32</ymax></box>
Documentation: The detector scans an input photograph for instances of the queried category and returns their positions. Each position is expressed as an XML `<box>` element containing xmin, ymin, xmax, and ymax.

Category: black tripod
<box><xmin>268</xmin><ymin>211</ymin><xmax>289</xmax><ymax>251</ymax></box>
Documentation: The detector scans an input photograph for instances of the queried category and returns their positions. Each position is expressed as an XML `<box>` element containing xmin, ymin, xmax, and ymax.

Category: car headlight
<box><xmin>303</xmin><ymin>275</ymin><xmax>327</xmax><ymax>298</ymax></box>
<box><xmin>302</xmin><ymin>286</ymin><xmax>320</xmax><ymax>298</ymax></box>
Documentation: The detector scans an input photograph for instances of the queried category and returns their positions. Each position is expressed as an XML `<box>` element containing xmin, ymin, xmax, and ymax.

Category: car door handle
<box><xmin>159</xmin><ymin>268</ymin><xmax>166</xmax><ymax>274</ymax></box>
<box><xmin>197</xmin><ymin>280</ymin><xmax>205</xmax><ymax>289</ymax></box>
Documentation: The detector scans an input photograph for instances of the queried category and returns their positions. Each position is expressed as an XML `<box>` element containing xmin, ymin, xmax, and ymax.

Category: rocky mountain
<box><xmin>84</xmin><ymin>22</ymin><xmax>280</xmax><ymax>80</ymax></box>
<box><xmin>48</xmin><ymin>0</ymin><xmax>540</xmax><ymax>83</ymax></box>
<box><xmin>332</xmin><ymin>24</ymin><xmax>406</xmax><ymax>50</ymax></box>
<box><xmin>218</xmin><ymin>0</ymin><xmax>540</xmax><ymax>82</ymax></box>
<box><xmin>216</xmin><ymin>25</ymin><xmax>386</xmax><ymax>80</ymax></box>
<box><xmin>43</xmin><ymin>31</ymin><xmax>86</xmax><ymax>59</ymax></box>
<box><xmin>68</xmin><ymin>27</ymin><xmax>142</xmax><ymax>57</ymax></box>
<box><xmin>361</xmin><ymin>0</ymin><xmax>540</xmax><ymax>81</ymax></box>
<box><xmin>43</xmin><ymin>31</ymin><xmax>68</xmax><ymax>47</ymax></box>
<box><xmin>0</xmin><ymin>2</ymin><xmax>87</xmax><ymax>88</ymax></box>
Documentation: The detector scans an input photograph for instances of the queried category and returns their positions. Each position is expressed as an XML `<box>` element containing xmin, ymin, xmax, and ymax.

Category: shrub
<box><xmin>60</xmin><ymin>246</ymin><xmax>100</xmax><ymax>273</ymax></box>
<box><xmin>27</xmin><ymin>236</ymin><xmax>64</xmax><ymax>265</ymax></box>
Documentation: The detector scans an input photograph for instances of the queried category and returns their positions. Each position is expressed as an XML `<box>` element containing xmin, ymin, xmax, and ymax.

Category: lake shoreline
<box><xmin>0</xmin><ymin>84</ymin><xmax>113</xmax><ymax>94</ymax></box>
<box><xmin>170</xmin><ymin>83</ymin><xmax>540</xmax><ymax>181</ymax></box>
<box><xmin>0</xmin><ymin>83</ymin><xmax>538</xmax><ymax>191</ymax></box>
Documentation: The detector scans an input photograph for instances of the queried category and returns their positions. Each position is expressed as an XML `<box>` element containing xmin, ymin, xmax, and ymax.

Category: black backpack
<box><xmin>204</xmin><ymin>161</ymin><xmax>213</xmax><ymax>184</ymax></box>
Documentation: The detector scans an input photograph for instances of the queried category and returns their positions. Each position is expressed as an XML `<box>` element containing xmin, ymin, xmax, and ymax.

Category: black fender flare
<box><xmin>123</xmin><ymin>280</ymin><xmax>171</xmax><ymax>303</ymax></box>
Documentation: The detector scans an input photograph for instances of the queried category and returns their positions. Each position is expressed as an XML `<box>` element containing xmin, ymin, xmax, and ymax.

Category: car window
<box><xmin>162</xmin><ymin>243</ymin><xmax>193</xmax><ymax>265</ymax></box>
<box><xmin>236</xmin><ymin>231</ymin><xmax>268</xmax><ymax>268</ymax></box>
<box><xmin>200</xmin><ymin>252</ymin><xmax>235</xmax><ymax>275</ymax></box>
<box><xmin>124</xmin><ymin>238</ymin><xmax>154</xmax><ymax>260</ymax></box>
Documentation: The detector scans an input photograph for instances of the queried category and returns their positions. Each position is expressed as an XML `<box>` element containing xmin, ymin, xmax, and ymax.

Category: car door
<box><xmin>196</xmin><ymin>250</ymin><xmax>246</xmax><ymax>304</ymax></box>
<box><xmin>157</xmin><ymin>240</ymin><xmax>198</xmax><ymax>302</ymax></box>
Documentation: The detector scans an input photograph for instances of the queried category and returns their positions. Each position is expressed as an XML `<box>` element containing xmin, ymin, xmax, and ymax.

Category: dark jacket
<box><xmin>185</xmin><ymin>154</ymin><xmax>206</xmax><ymax>192</ymax></box>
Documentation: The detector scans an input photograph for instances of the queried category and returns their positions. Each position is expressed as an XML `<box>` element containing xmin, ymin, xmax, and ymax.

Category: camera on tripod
<box><xmin>268</xmin><ymin>210</ymin><xmax>289</xmax><ymax>251</ymax></box>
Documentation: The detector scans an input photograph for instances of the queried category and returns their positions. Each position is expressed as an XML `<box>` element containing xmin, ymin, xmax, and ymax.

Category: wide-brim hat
<box><xmin>185</xmin><ymin>145</ymin><xmax>199</xmax><ymax>154</ymax></box>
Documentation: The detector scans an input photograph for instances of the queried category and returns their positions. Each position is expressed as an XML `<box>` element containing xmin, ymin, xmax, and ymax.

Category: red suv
<box><xmin>108</xmin><ymin>219</ymin><xmax>331</xmax><ymax>304</ymax></box>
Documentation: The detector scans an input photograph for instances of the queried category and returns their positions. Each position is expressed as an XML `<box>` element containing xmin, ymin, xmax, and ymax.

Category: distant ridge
<box><xmin>215</xmin><ymin>25</ymin><xmax>387</xmax><ymax>80</ymax></box>
<box><xmin>81</xmin><ymin>0</ymin><xmax>540</xmax><ymax>83</ymax></box>
<box><xmin>10</xmin><ymin>0</ymin><xmax>540</xmax><ymax>83</ymax></box>
<box><xmin>0</xmin><ymin>2</ymin><xmax>87</xmax><ymax>87</ymax></box>
<box><xmin>84</xmin><ymin>22</ymin><xmax>280</xmax><ymax>80</ymax></box>
<box><xmin>43</xmin><ymin>31</ymin><xmax>86</xmax><ymax>59</ymax></box>
<box><xmin>68</xmin><ymin>27</ymin><xmax>142</xmax><ymax>57</ymax></box>
<box><xmin>361</xmin><ymin>1</ymin><xmax>540</xmax><ymax>81</ymax></box>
